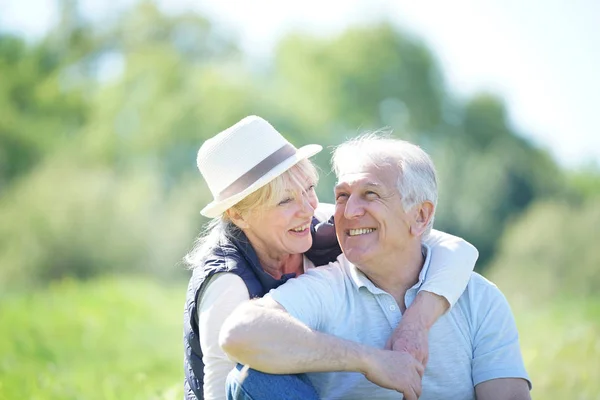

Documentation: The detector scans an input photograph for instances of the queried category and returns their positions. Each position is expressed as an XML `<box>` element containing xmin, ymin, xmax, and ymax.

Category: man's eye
<box><xmin>365</xmin><ymin>191</ymin><xmax>378</xmax><ymax>196</ymax></box>
<box><xmin>335</xmin><ymin>193</ymin><xmax>348</xmax><ymax>202</ymax></box>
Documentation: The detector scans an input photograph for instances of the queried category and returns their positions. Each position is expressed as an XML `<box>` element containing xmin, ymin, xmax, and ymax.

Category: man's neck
<box><xmin>363</xmin><ymin>243</ymin><xmax>425</xmax><ymax>311</ymax></box>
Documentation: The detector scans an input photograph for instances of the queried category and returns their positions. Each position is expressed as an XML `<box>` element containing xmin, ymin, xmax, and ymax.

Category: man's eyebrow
<box><xmin>334</xmin><ymin>181</ymin><xmax>382</xmax><ymax>191</ymax></box>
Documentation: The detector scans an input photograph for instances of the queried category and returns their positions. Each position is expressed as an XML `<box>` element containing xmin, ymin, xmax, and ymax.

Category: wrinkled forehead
<box><xmin>335</xmin><ymin>172</ymin><xmax>374</xmax><ymax>189</ymax></box>
<box><xmin>335</xmin><ymin>163</ymin><xmax>398</xmax><ymax>189</ymax></box>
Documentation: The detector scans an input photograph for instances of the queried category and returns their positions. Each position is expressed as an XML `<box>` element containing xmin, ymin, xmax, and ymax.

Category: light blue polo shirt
<box><xmin>267</xmin><ymin>245</ymin><xmax>530</xmax><ymax>400</ymax></box>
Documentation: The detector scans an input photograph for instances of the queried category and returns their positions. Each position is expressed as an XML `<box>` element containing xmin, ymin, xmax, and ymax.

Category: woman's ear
<box><xmin>409</xmin><ymin>201</ymin><xmax>435</xmax><ymax>237</ymax></box>
<box><xmin>226</xmin><ymin>208</ymin><xmax>249</xmax><ymax>230</ymax></box>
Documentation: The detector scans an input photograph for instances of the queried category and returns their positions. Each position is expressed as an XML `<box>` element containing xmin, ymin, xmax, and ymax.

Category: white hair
<box><xmin>332</xmin><ymin>132</ymin><xmax>438</xmax><ymax>236</ymax></box>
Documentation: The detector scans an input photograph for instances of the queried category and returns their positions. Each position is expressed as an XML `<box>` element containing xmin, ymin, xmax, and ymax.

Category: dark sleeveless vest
<box><xmin>183</xmin><ymin>215</ymin><xmax>340</xmax><ymax>400</ymax></box>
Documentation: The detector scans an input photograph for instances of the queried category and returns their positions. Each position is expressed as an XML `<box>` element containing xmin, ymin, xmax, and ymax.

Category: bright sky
<box><xmin>2</xmin><ymin>0</ymin><xmax>599</xmax><ymax>169</ymax></box>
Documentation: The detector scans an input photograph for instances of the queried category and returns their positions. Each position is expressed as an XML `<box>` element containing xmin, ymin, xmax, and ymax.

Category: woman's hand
<box><xmin>385</xmin><ymin>291</ymin><xmax>449</xmax><ymax>366</ymax></box>
<box><xmin>385</xmin><ymin>320</ymin><xmax>430</xmax><ymax>366</ymax></box>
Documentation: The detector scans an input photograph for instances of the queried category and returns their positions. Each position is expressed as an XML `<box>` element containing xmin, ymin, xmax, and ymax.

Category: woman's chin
<box><xmin>295</xmin><ymin>240</ymin><xmax>313</xmax><ymax>255</ymax></box>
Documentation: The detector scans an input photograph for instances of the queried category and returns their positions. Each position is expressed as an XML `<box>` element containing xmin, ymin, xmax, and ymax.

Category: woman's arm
<box><xmin>387</xmin><ymin>230</ymin><xmax>479</xmax><ymax>365</ymax></box>
<box><xmin>198</xmin><ymin>273</ymin><xmax>249</xmax><ymax>400</ymax></box>
<box><xmin>421</xmin><ymin>229</ymin><xmax>479</xmax><ymax>307</ymax></box>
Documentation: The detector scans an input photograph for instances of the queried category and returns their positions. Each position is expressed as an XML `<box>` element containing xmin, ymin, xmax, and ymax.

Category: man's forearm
<box><xmin>475</xmin><ymin>378</ymin><xmax>531</xmax><ymax>400</ymax></box>
<box><xmin>219</xmin><ymin>299</ymin><xmax>369</xmax><ymax>374</ymax></box>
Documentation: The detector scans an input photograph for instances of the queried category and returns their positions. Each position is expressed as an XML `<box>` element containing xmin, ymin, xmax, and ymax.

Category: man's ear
<box><xmin>409</xmin><ymin>201</ymin><xmax>435</xmax><ymax>237</ymax></box>
<box><xmin>226</xmin><ymin>208</ymin><xmax>249</xmax><ymax>230</ymax></box>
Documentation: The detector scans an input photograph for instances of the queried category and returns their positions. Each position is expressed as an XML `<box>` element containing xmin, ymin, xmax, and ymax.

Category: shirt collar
<box><xmin>347</xmin><ymin>243</ymin><xmax>432</xmax><ymax>295</ymax></box>
<box><xmin>412</xmin><ymin>243</ymin><xmax>432</xmax><ymax>291</ymax></box>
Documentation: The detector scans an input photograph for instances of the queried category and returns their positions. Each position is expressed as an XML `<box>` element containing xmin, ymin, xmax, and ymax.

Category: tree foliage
<box><xmin>489</xmin><ymin>197</ymin><xmax>600</xmax><ymax>302</ymax></box>
<box><xmin>0</xmin><ymin>1</ymin><xmax>597</xmax><ymax>287</ymax></box>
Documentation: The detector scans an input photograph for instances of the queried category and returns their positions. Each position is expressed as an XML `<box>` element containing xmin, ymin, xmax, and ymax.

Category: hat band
<box><xmin>216</xmin><ymin>144</ymin><xmax>297</xmax><ymax>201</ymax></box>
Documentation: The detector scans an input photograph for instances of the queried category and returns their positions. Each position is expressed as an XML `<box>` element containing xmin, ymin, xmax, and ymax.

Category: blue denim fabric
<box><xmin>226</xmin><ymin>364</ymin><xmax>320</xmax><ymax>400</ymax></box>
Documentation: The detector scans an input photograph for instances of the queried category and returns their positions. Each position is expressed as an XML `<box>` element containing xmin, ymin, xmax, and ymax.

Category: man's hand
<box><xmin>385</xmin><ymin>320</ymin><xmax>430</xmax><ymax>366</ymax></box>
<box><xmin>362</xmin><ymin>349</ymin><xmax>424</xmax><ymax>400</ymax></box>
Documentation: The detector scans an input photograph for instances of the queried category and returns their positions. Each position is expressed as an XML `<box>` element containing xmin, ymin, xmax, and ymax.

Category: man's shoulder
<box><xmin>453</xmin><ymin>272</ymin><xmax>513</xmax><ymax>322</ymax></box>
<box><xmin>467</xmin><ymin>271</ymin><xmax>497</xmax><ymax>288</ymax></box>
<box><xmin>465</xmin><ymin>272</ymin><xmax>504</xmax><ymax>299</ymax></box>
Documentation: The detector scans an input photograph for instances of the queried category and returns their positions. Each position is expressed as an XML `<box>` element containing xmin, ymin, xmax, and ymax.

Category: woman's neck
<box><xmin>256</xmin><ymin>252</ymin><xmax>304</xmax><ymax>280</ymax></box>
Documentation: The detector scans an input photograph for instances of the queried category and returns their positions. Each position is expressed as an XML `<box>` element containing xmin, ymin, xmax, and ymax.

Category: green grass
<box><xmin>512</xmin><ymin>297</ymin><xmax>600</xmax><ymax>400</ymax></box>
<box><xmin>0</xmin><ymin>277</ymin><xmax>598</xmax><ymax>399</ymax></box>
<box><xmin>0</xmin><ymin>277</ymin><xmax>185</xmax><ymax>400</ymax></box>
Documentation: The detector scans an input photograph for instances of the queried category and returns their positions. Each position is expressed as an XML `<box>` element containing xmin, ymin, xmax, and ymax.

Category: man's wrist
<box><xmin>350</xmin><ymin>341</ymin><xmax>377</xmax><ymax>376</ymax></box>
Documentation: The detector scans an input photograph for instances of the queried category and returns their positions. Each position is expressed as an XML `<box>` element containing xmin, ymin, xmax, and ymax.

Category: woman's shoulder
<box><xmin>199</xmin><ymin>273</ymin><xmax>249</xmax><ymax>307</ymax></box>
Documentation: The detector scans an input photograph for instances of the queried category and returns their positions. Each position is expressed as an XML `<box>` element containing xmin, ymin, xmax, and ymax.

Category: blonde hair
<box><xmin>184</xmin><ymin>159</ymin><xmax>319</xmax><ymax>269</ymax></box>
<box><xmin>230</xmin><ymin>159</ymin><xmax>319</xmax><ymax>218</ymax></box>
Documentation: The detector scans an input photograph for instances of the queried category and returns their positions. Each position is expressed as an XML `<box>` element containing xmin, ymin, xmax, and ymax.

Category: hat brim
<box><xmin>200</xmin><ymin>144</ymin><xmax>323</xmax><ymax>218</ymax></box>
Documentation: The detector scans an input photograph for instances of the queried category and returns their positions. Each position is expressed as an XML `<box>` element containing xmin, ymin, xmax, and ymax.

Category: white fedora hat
<box><xmin>197</xmin><ymin>116</ymin><xmax>322</xmax><ymax>218</ymax></box>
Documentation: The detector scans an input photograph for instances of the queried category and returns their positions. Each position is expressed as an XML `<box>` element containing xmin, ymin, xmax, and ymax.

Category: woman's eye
<box><xmin>278</xmin><ymin>197</ymin><xmax>293</xmax><ymax>206</ymax></box>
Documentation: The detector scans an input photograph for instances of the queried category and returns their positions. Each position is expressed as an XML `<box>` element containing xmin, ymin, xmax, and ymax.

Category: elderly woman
<box><xmin>183</xmin><ymin>116</ymin><xmax>478</xmax><ymax>400</ymax></box>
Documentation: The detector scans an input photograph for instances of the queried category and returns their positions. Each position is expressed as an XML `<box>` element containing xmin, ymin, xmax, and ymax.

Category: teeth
<box><xmin>291</xmin><ymin>223</ymin><xmax>310</xmax><ymax>232</ymax></box>
<box><xmin>348</xmin><ymin>228</ymin><xmax>376</xmax><ymax>236</ymax></box>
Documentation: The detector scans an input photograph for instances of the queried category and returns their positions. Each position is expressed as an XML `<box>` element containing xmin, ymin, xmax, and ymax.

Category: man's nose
<box><xmin>344</xmin><ymin>195</ymin><xmax>365</xmax><ymax>219</ymax></box>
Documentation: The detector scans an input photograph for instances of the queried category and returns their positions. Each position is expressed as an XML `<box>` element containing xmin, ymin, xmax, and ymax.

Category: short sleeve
<box><xmin>421</xmin><ymin>229</ymin><xmax>479</xmax><ymax>307</ymax></box>
<box><xmin>267</xmin><ymin>265</ymin><xmax>342</xmax><ymax>331</ymax></box>
<box><xmin>471</xmin><ymin>281</ymin><xmax>531</xmax><ymax>389</ymax></box>
<box><xmin>198</xmin><ymin>273</ymin><xmax>250</xmax><ymax>400</ymax></box>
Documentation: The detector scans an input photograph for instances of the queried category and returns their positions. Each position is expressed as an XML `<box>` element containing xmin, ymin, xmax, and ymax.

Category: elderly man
<box><xmin>220</xmin><ymin>134</ymin><xmax>531</xmax><ymax>400</ymax></box>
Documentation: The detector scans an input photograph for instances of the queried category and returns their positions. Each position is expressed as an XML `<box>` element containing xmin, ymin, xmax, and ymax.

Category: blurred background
<box><xmin>0</xmin><ymin>0</ymin><xmax>598</xmax><ymax>398</ymax></box>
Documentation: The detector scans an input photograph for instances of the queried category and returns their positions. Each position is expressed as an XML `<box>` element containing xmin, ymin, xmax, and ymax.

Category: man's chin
<box><xmin>343</xmin><ymin>248</ymin><xmax>370</xmax><ymax>266</ymax></box>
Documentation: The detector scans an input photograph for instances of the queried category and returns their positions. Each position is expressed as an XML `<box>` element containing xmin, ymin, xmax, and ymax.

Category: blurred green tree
<box><xmin>0</xmin><ymin>2</ymin><xmax>587</xmax><ymax>285</ymax></box>
<box><xmin>0</xmin><ymin>32</ymin><xmax>88</xmax><ymax>193</ymax></box>
<box><xmin>269</xmin><ymin>27</ymin><xmax>562</xmax><ymax>267</ymax></box>
<box><xmin>0</xmin><ymin>2</ymin><xmax>257</xmax><ymax>287</ymax></box>
<box><xmin>489</xmin><ymin>197</ymin><xmax>600</xmax><ymax>302</ymax></box>
<box><xmin>433</xmin><ymin>94</ymin><xmax>563</xmax><ymax>265</ymax></box>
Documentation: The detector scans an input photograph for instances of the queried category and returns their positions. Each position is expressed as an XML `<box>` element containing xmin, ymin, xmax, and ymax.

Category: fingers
<box><xmin>403</xmin><ymin>389</ymin><xmax>418</xmax><ymax>400</ymax></box>
<box><xmin>413</xmin><ymin>350</ymin><xmax>426</xmax><ymax>365</ymax></box>
<box><xmin>402</xmin><ymin>376</ymin><xmax>422</xmax><ymax>400</ymax></box>
<box><xmin>403</xmin><ymin>381</ymin><xmax>422</xmax><ymax>400</ymax></box>
<box><xmin>415</xmin><ymin>360</ymin><xmax>425</xmax><ymax>378</ymax></box>
<box><xmin>414</xmin><ymin>377</ymin><xmax>422</xmax><ymax>398</ymax></box>
<box><xmin>398</xmin><ymin>363</ymin><xmax>423</xmax><ymax>400</ymax></box>
<box><xmin>421</xmin><ymin>342</ymin><xmax>430</xmax><ymax>367</ymax></box>
<box><xmin>384</xmin><ymin>337</ymin><xmax>392</xmax><ymax>350</ymax></box>
<box><xmin>411</xmin><ymin>366</ymin><xmax>423</xmax><ymax>393</ymax></box>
